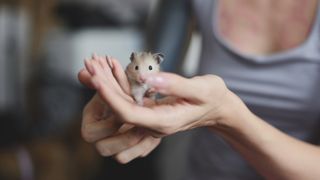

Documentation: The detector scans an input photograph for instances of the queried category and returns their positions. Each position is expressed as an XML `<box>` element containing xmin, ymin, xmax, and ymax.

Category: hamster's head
<box><xmin>126</xmin><ymin>52</ymin><xmax>164</xmax><ymax>84</ymax></box>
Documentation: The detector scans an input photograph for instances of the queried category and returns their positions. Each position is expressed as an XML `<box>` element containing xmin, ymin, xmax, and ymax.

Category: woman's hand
<box><xmin>81</xmin><ymin>55</ymin><xmax>320</xmax><ymax>178</ymax></box>
<box><xmin>79</xmin><ymin>55</ymin><xmax>161</xmax><ymax>164</ymax></box>
<box><xmin>84</xmin><ymin>55</ymin><xmax>234</xmax><ymax>138</ymax></box>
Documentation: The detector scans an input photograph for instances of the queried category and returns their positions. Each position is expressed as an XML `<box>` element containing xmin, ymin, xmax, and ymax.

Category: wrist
<box><xmin>211</xmin><ymin>90</ymin><xmax>254</xmax><ymax>132</ymax></box>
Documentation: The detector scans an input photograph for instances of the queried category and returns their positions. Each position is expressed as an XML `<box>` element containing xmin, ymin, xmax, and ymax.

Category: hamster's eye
<box><xmin>135</xmin><ymin>65</ymin><xmax>139</xmax><ymax>70</ymax></box>
<box><xmin>149</xmin><ymin>65</ymin><xmax>153</xmax><ymax>70</ymax></box>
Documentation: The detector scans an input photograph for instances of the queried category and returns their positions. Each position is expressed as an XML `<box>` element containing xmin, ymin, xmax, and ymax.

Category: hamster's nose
<box><xmin>138</xmin><ymin>75</ymin><xmax>146</xmax><ymax>83</ymax></box>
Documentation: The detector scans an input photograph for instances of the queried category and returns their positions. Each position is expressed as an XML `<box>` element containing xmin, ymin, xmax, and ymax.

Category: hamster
<box><xmin>125</xmin><ymin>52</ymin><xmax>164</xmax><ymax>105</ymax></box>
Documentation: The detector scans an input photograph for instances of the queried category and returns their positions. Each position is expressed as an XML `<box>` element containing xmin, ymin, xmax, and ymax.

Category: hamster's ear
<box><xmin>153</xmin><ymin>53</ymin><xmax>164</xmax><ymax>64</ymax></box>
<box><xmin>130</xmin><ymin>52</ymin><xmax>136</xmax><ymax>61</ymax></box>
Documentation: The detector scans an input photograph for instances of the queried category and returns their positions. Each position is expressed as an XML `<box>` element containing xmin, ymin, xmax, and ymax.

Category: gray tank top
<box><xmin>185</xmin><ymin>0</ymin><xmax>320</xmax><ymax>179</ymax></box>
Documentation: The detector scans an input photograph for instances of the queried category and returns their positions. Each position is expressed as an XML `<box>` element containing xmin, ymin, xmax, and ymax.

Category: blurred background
<box><xmin>0</xmin><ymin>0</ymin><xmax>201</xmax><ymax>179</ymax></box>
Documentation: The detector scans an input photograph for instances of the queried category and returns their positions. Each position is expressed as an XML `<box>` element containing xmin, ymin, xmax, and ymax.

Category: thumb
<box><xmin>145</xmin><ymin>72</ymin><xmax>202</xmax><ymax>102</ymax></box>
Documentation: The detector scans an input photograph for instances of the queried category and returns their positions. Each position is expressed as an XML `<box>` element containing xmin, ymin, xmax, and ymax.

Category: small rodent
<box><xmin>125</xmin><ymin>52</ymin><xmax>164</xmax><ymax>105</ymax></box>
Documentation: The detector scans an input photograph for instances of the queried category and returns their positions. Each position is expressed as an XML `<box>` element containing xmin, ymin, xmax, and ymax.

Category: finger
<box><xmin>85</xmin><ymin>57</ymin><xmax>112</xmax><ymax>81</ymax></box>
<box><xmin>93</xmin><ymin>74</ymin><xmax>204</xmax><ymax>134</ymax></box>
<box><xmin>118</xmin><ymin>124</ymin><xmax>135</xmax><ymax>134</ymax></box>
<box><xmin>78</xmin><ymin>68</ymin><xmax>94</xmax><ymax>89</ymax></box>
<box><xmin>84</xmin><ymin>59</ymin><xmax>95</xmax><ymax>75</ymax></box>
<box><xmin>97</xmin><ymin>55</ymin><xmax>110</xmax><ymax>71</ymax></box>
<box><xmin>95</xmin><ymin>128</ymin><xmax>145</xmax><ymax>157</ymax></box>
<box><xmin>86</xmin><ymin>57</ymin><xmax>133</xmax><ymax>103</ymax></box>
<box><xmin>92</xmin><ymin>53</ymin><xmax>99</xmax><ymax>60</ymax></box>
<box><xmin>108</xmin><ymin>57</ymin><xmax>131</xmax><ymax>95</ymax></box>
<box><xmin>82</xmin><ymin>116</ymin><xmax>122</xmax><ymax>143</ymax></box>
<box><xmin>140</xmin><ymin>137</ymin><xmax>161</xmax><ymax>157</ymax></box>
<box><xmin>91</xmin><ymin>75</ymin><xmax>162</xmax><ymax>128</ymax></box>
<box><xmin>114</xmin><ymin>136</ymin><xmax>161</xmax><ymax>164</ymax></box>
<box><xmin>145</xmin><ymin>72</ymin><xmax>203</xmax><ymax>102</ymax></box>
<box><xmin>82</xmin><ymin>94</ymin><xmax>106</xmax><ymax>124</ymax></box>
<box><xmin>82</xmin><ymin>94</ymin><xmax>122</xmax><ymax>142</ymax></box>
<box><xmin>82</xmin><ymin>93</ymin><xmax>112</xmax><ymax>123</ymax></box>
<box><xmin>89</xmin><ymin>58</ymin><xmax>129</xmax><ymax>96</ymax></box>
<box><xmin>106</xmin><ymin>55</ymin><xmax>113</xmax><ymax>69</ymax></box>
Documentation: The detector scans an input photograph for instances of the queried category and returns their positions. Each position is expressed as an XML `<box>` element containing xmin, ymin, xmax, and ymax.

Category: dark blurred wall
<box><xmin>0</xmin><ymin>0</ymin><xmax>164</xmax><ymax>180</ymax></box>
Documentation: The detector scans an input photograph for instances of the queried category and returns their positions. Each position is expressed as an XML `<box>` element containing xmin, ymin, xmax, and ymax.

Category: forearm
<box><xmin>212</xmin><ymin>91</ymin><xmax>320</xmax><ymax>180</ymax></box>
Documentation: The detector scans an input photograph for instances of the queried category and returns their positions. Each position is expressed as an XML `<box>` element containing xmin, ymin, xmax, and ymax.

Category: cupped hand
<box><xmin>84</xmin><ymin>55</ymin><xmax>232</xmax><ymax>138</ymax></box>
<box><xmin>79</xmin><ymin>54</ymin><xmax>161</xmax><ymax>164</ymax></box>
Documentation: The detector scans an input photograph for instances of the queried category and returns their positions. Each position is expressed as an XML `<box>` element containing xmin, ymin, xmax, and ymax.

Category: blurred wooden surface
<box><xmin>0</xmin><ymin>137</ymin><xmax>101</xmax><ymax>180</ymax></box>
<box><xmin>0</xmin><ymin>0</ymin><xmax>59</xmax><ymax>60</ymax></box>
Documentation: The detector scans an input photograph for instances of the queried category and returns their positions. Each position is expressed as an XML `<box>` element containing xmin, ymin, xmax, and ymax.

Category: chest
<box><xmin>217</xmin><ymin>0</ymin><xmax>318</xmax><ymax>56</ymax></box>
<box><xmin>193</xmin><ymin>0</ymin><xmax>320</xmax><ymax>138</ymax></box>
<box><xmin>200</xmin><ymin>51</ymin><xmax>320</xmax><ymax>134</ymax></box>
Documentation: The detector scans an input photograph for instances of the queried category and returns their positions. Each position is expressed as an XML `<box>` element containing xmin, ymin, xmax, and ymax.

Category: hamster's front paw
<box><xmin>133</xmin><ymin>95</ymin><xmax>144</xmax><ymax>106</ymax></box>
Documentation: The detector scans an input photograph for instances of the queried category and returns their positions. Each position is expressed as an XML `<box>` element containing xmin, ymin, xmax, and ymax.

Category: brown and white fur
<box><xmin>125</xmin><ymin>52</ymin><xmax>164</xmax><ymax>105</ymax></box>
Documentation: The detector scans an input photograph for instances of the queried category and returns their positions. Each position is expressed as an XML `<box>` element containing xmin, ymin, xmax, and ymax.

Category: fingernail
<box><xmin>92</xmin><ymin>53</ymin><xmax>98</xmax><ymax>60</ymax></box>
<box><xmin>145</xmin><ymin>75</ymin><xmax>167</xmax><ymax>88</ymax></box>
<box><xmin>84</xmin><ymin>59</ymin><xmax>94</xmax><ymax>74</ymax></box>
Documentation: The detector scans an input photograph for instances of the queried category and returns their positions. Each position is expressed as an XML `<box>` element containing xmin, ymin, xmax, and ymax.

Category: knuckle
<box><xmin>206</xmin><ymin>75</ymin><xmax>225</xmax><ymax>87</ymax></box>
<box><xmin>115</xmin><ymin>153</ymin><xmax>129</xmax><ymax>164</ymax></box>
<box><xmin>160</xmin><ymin>129</ymin><xmax>171</xmax><ymax>136</ymax></box>
<box><xmin>157</xmin><ymin>123</ymin><xmax>174</xmax><ymax>136</ymax></box>
<box><xmin>160</xmin><ymin>119</ymin><xmax>179</xmax><ymax>135</ymax></box>
<box><xmin>81</xmin><ymin>125</ymin><xmax>95</xmax><ymax>143</ymax></box>
<box><xmin>95</xmin><ymin>142</ymin><xmax>112</xmax><ymax>157</ymax></box>
<box><xmin>204</xmin><ymin>74</ymin><xmax>219</xmax><ymax>81</ymax></box>
<box><xmin>144</xmin><ymin>136</ymin><xmax>158</xmax><ymax>149</ymax></box>
<box><xmin>124</xmin><ymin>131</ymin><xmax>141</xmax><ymax>147</ymax></box>
<box><xmin>191</xmin><ymin>76</ymin><xmax>213</xmax><ymax>99</ymax></box>
<box><xmin>140</xmin><ymin>138</ymin><xmax>152</xmax><ymax>150</ymax></box>
<box><xmin>82</xmin><ymin>102</ymin><xmax>92</xmax><ymax>115</ymax></box>
<box><xmin>140</xmin><ymin>138</ymin><xmax>160</xmax><ymax>157</ymax></box>
<box><xmin>202</xmin><ymin>75</ymin><xmax>225</xmax><ymax>94</ymax></box>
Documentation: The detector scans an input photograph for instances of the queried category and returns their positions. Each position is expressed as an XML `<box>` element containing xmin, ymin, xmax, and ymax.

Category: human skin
<box><xmin>218</xmin><ymin>0</ymin><xmax>318</xmax><ymax>55</ymax></box>
<box><xmin>80</xmin><ymin>55</ymin><xmax>161</xmax><ymax>163</ymax></box>
<box><xmin>79</xmin><ymin>0</ymin><xmax>320</xmax><ymax>178</ymax></box>
<box><xmin>80</xmin><ymin>55</ymin><xmax>320</xmax><ymax>180</ymax></box>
